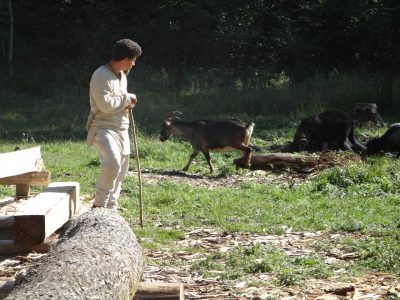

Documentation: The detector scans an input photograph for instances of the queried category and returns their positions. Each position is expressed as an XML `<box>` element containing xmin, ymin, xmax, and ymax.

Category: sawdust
<box><xmin>141</xmin><ymin>228</ymin><xmax>400</xmax><ymax>299</ymax></box>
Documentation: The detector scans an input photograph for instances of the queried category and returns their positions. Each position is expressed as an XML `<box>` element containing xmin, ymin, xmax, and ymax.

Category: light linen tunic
<box><xmin>86</xmin><ymin>65</ymin><xmax>132</xmax><ymax>155</ymax></box>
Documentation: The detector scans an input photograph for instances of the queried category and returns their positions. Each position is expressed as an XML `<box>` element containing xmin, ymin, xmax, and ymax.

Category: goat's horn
<box><xmin>164</xmin><ymin>111</ymin><xmax>182</xmax><ymax>121</ymax></box>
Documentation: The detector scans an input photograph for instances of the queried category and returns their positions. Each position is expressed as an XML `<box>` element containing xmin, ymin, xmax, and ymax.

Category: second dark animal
<box><xmin>366</xmin><ymin>123</ymin><xmax>400</xmax><ymax>155</ymax></box>
<box><xmin>281</xmin><ymin>110</ymin><xmax>365</xmax><ymax>153</ymax></box>
<box><xmin>159</xmin><ymin>117</ymin><xmax>259</xmax><ymax>173</ymax></box>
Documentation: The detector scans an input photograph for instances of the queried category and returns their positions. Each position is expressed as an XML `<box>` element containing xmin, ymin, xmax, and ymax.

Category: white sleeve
<box><xmin>90</xmin><ymin>73</ymin><xmax>131</xmax><ymax>113</ymax></box>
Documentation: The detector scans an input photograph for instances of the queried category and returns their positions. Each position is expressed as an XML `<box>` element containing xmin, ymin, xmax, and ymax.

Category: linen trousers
<box><xmin>93</xmin><ymin>129</ymin><xmax>130</xmax><ymax>209</ymax></box>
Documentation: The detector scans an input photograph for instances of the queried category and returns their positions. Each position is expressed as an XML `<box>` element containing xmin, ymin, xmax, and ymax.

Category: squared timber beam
<box><xmin>0</xmin><ymin>171</ymin><xmax>50</xmax><ymax>186</ymax></box>
<box><xmin>13</xmin><ymin>182</ymin><xmax>80</xmax><ymax>245</ymax></box>
<box><xmin>0</xmin><ymin>147</ymin><xmax>43</xmax><ymax>179</ymax></box>
<box><xmin>0</xmin><ymin>239</ymin><xmax>52</xmax><ymax>255</ymax></box>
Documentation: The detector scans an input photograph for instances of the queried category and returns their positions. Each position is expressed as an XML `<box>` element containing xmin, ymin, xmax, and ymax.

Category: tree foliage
<box><xmin>0</xmin><ymin>0</ymin><xmax>399</xmax><ymax>92</ymax></box>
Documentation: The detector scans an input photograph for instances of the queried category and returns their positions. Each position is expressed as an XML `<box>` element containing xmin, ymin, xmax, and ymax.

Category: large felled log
<box><xmin>234</xmin><ymin>153</ymin><xmax>318</xmax><ymax>171</ymax></box>
<box><xmin>6</xmin><ymin>209</ymin><xmax>144</xmax><ymax>300</ymax></box>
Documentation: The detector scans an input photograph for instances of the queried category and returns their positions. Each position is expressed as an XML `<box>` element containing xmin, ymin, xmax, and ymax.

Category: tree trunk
<box><xmin>6</xmin><ymin>209</ymin><xmax>144</xmax><ymax>300</ymax></box>
<box><xmin>8</xmin><ymin>0</ymin><xmax>14</xmax><ymax>78</ymax></box>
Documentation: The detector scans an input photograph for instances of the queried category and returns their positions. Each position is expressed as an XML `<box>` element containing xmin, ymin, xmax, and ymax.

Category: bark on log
<box><xmin>234</xmin><ymin>153</ymin><xmax>318</xmax><ymax>171</ymax></box>
<box><xmin>6</xmin><ymin>208</ymin><xmax>144</xmax><ymax>300</ymax></box>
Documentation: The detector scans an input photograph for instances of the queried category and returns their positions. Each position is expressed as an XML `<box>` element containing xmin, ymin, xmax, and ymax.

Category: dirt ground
<box><xmin>1</xmin><ymin>224</ymin><xmax>399</xmax><ymax>299</ymax></box>
<box><xmin>138</xmin><ymin>162</ymin><xmax>400</xmax><ymax>300</ymax></box>
<box><xmin>1</xmin><ymin>152</ymin><xmax>399</xmax><ymax>299</ymax></box>
<box><xmin>141</xmin><ymin>151</ymin><xmax>364</xmax><ymax>189</ymax></box>
<box><xmin>141</xmin><ymin>228</ymin><xmax>400</xmax><ymax>299</ymax></box>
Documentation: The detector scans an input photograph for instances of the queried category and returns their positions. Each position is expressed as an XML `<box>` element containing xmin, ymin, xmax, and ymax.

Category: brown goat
<box><xmin>159</xmin><ymin>117</ymin><xmax>257</xmax><ymax>173</ymax></box>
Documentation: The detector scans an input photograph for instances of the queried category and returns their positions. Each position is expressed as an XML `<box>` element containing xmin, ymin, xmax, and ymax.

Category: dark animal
<box><xmin>159</xmin><ymin>115</ymin><xmax>259</xmax><ymax>173</ymax></box>
<box><xmin>366</xmin><ymin>123</ymin><xmax>400</xmax><ymax>155</ymax></box>
<box><xmin>281</xmin><ymin>110</ymin><xmax>365</xmax><ymax>153</ymax></box>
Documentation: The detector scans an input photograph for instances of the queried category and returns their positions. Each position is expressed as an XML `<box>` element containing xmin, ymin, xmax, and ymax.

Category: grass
<box><xmin>1</xmin><ymin>71</ymin><xmax>400</xmax><ymax>289</ymax></box>
<box><xmin>130</xmin><ymin>141</ymin><xmax>399</xmax><ymax>280</ymax></box>
<box><xmin>191</xmin><ymin>244</ymin><xmax>335</xmax><ymax>284</ymax></box>
<box><xmin>1</xmin><ymin>125</ymin><xmax>400</xmax><ymax>284</ymax></box>
<box><xmin>0</xmin><ymin>141</ymin><xmax>99</xmax><ymax>196</ymax></box>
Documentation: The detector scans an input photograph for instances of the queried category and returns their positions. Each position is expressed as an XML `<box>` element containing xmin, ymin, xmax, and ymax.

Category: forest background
<box><xmin>1</xmin><ymin>0</ymin><xmax>400</xmax><ymax>140</ymax></box>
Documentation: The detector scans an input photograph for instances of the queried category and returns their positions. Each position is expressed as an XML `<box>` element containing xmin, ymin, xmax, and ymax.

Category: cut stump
<box><xmin>352</xmin><ymin>103</ymin><xmax>384</xmax><ymax>126</ymax></box>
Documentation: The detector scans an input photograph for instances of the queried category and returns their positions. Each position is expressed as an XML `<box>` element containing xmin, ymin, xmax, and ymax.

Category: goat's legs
<box><xmin>202</xmin><ymin>151</ymin><xmax>214</xmax><ymax>173</ymax></box>
<box><xmin>183</xmin><ymin>149</ymin><xmax>199</xmax><ymax>171</ymax></box>
<box><xmin>240</xmin><ymin>144</ymin><xmax>252</xmax><ymax>168</ymax></box>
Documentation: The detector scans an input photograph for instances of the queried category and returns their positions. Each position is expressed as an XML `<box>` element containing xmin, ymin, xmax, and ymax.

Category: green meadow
<box><xmin>1</xmin><ymin>72</ymin><xmax>400</xmax><ymax>287</ymax></box>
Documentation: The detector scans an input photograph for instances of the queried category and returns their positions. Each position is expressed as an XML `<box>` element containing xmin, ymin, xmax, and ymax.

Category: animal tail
<box><xmin>245</xmin><ymin>123</ymin><xmax>261</xmax><ymax>151</ymax></box>
<box><xmin>246</xmin><ymin>122</ymin><xmax>255</xmax><ymax>130</ymax></box>
<box><xmin>243</xmin><ymin>122</ymin><xmax>256</xmax><ymax>146</ymax></box>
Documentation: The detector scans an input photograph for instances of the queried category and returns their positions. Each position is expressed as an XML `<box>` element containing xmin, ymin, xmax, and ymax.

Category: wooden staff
<box><xmin>129</xmin><ymin>110</ymin><xmax>144</xmax><ymax>227</ymax></box>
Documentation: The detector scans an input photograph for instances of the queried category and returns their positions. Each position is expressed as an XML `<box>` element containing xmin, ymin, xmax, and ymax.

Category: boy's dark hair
<box><xmin>112</xmin><ymin>39</ymin><xmax>142</xmax><ymax>61</ymax></box>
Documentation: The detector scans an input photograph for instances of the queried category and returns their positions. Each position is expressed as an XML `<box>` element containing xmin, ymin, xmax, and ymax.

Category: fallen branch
<box><xmin>134</xmin><ymin>282</ymin><xmax>184</xmax><ymax>300</ymax></box>
<box><xmin>234</xmin><ymin>153</ymin><xmax>317</xmax><ymax>171</ymax></box>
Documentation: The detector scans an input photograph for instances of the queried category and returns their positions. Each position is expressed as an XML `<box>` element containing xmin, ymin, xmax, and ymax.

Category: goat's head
<box><xmin>290</xmin><ymin>132</ymin><xmax>308</xmax><ymax>152</ymax></box>
<box><xmin>159</xmin><ymin>120</ymin><xmax>173</xmax><ymax>142</ymax></box>
<box><xmin>159</xmin><ymin>111</ymin><xmax>182</xmax><ymax>142</ymax></box>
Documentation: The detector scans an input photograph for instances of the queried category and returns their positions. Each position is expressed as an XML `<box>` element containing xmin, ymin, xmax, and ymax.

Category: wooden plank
<box><xmin>0</xmin><ymin>216</ymin><xmax>14</xmax><ymax>230</ymax></box>
<box><xmin>0</xmin><ymin>171</ymin><xmax>50</xmax><ymax>186</ymax></box>
<box><xmin>14</xmin><ymin>215</ymin><xmax>45</xmax><ymax>245</ymax></box>
<box><xmin>45</xmin><ymin>181</ymin><xmax>80</xmax><ymax>217</ymax></box>
<box><xmin>13</xmin><ymin>182</ymin><xmax>80</xmax><ymax>245</ymax></box>
<box><xmin>0</xmin><ymin>147</ymin><xmax>43</xmax><ymax>179</ymax></box>
<box><xmin>0</xmin><ymin>230</ymin><xmax>13</xmax><ymax>240</ymax></box>
<box><xmin>134</xmin><ymin>282</ymin><xmax>184</xmax><ymax>300</ymax></box>
<box><xmin>16</xmin><ymin>184</ymin><xmax>30</xmax><ymax>198</ymax></box>
<box><xmin>0</xmin><ymin>240</ymin><xmax>51</xmax><ymax>255</ymax></box>
<box><xmin>0</xmin><ymin>171</ymin><xmax>50</xmax><ymax>199</ymax></box>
